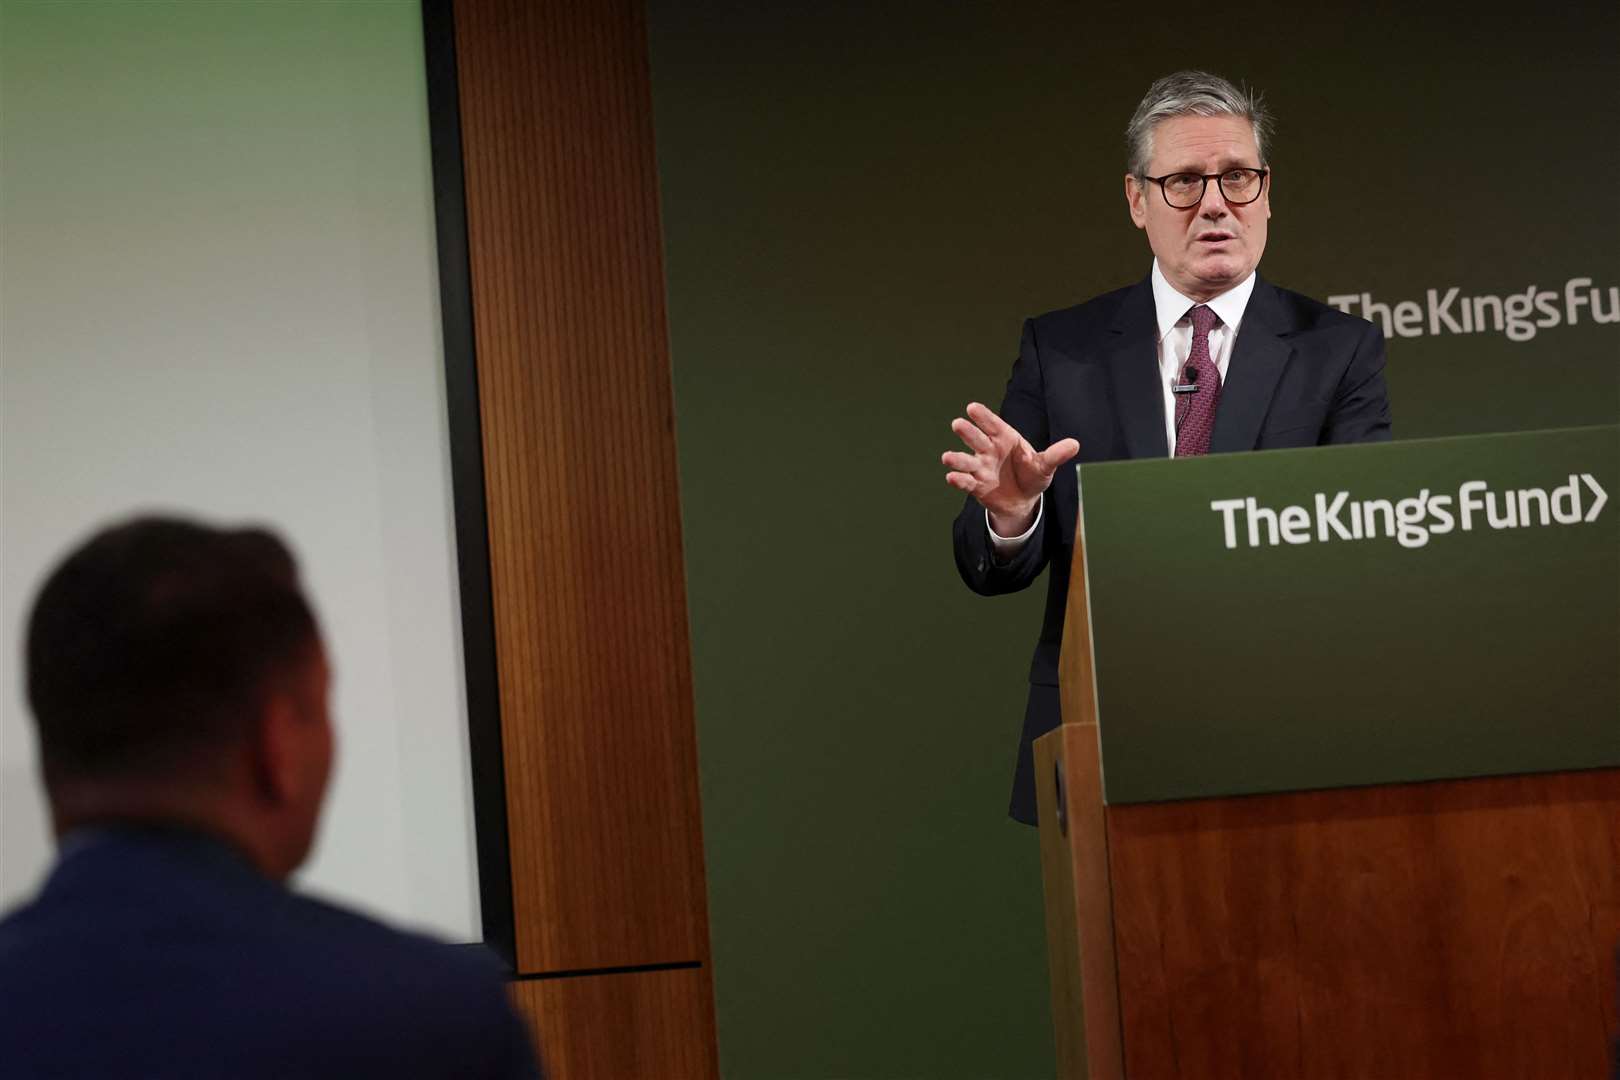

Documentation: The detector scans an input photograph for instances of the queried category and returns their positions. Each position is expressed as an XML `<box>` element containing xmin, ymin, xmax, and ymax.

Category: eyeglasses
<box><xmin>1140</xmin><ymin>167</ymin><xmax>1268</xmax><ymax>209</ymax></box>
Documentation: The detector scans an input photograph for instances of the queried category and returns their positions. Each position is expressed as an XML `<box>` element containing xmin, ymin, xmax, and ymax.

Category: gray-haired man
<box><xmin>942</xmin><ymin>71</ymin><xmax>1392</xmax><ymax>824</ymax></box>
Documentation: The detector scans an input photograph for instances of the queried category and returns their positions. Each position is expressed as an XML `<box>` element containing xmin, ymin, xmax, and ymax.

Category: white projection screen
<box><xmin>0</xmin><ymin>2</ymin><xmax>481</xmax><ymax>942</ymax></box>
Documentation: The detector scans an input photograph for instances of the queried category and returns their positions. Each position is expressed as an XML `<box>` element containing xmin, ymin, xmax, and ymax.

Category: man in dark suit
<box><xmin>943</xmin><ymin>71</ymin><xmax>1391</xmax><ymax>825</ymax></box>
<box><xmin>0</xmin><ymin>517</ymin><xmax>542</xmax><ymax>1078</ymax></box>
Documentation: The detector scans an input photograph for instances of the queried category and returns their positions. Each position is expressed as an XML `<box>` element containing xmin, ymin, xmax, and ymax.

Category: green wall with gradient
<box><xmin>647</xmin><ymin>3</ymin><xmax>1620</xmax><ymax>1077</ymax></box>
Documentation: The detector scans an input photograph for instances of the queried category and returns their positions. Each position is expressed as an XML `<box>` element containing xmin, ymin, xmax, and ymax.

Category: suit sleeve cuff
<box><xmin>987</xmin><ymin>496</ymin><xmax>1042</xmax><ymax>560</ymax></box>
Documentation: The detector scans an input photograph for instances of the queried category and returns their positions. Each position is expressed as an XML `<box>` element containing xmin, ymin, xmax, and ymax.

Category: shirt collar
<box><xmin>54</xmin><ymin>820</ymin><xmax>263</xmax><ymax>876</ymax></box>
<box><xmin>1149</xmin><ymin>259</ymin><xmax>1257</xmax><ymax>340</ymax></box>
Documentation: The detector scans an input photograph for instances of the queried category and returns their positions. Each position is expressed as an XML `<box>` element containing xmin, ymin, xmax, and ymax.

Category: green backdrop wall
<box><xmin>646</xmin><ymin>3</ymin><xmax>1620</xmax><ymax>1077</ymax></box>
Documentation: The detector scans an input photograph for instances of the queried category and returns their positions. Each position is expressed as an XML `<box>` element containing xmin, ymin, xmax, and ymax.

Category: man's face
<box><xmin>1126</xmin><ymin>114</ymin><xmax>1270</xmax><ymax>301</ymax></box>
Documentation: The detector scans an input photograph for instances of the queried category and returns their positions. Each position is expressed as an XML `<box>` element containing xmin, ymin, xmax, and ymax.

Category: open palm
<box><xmin>941</xmin><ymin>402</ymin><xmax>1079</xmax><ymax>536</ymax></box>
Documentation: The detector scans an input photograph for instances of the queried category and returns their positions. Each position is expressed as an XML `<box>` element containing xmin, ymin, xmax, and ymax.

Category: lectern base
<box><xmin>1037</xmin><ymin>722</ymin><xmax>1620</xmax><ymax>1080</ymax></box>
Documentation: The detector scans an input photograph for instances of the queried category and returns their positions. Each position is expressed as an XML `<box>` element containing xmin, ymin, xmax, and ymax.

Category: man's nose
<box><xmin>1198</xmin><ymin>178</ymin><xmax>1229</xmax><ymax>217</ymax></box>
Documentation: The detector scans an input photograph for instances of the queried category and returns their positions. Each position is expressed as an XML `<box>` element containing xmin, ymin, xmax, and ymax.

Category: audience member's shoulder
<box><xmin>283</xmin><ymin>888</ymin><xmax>510</xmax><ymax>994</ymax></box>
<box><xmin>0</xmin><ymin>896</ymin><xmax>46</xmax><ymax>968</ymax></box>
<box><xmin>263</xmin><ymin>891</ymin><xmax>537</xmax><ymax>1075</ymax></box>
<box><xmin>0</xmin><ymin>881</ymin><xmax>537</xmax><ymax>1079</ymax></box>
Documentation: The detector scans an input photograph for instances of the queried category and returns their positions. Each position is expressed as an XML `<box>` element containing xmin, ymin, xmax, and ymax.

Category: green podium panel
<box><xmin>1076</xmin><ymin>425</ymin><xmax>1619</xmax><ymax>804</ymax></box>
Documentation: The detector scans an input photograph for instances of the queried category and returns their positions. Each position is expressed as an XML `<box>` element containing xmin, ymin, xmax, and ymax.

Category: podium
<box><xmin>1034</xmin><ymin>425</ymin><xmax>1620</xmax><ymax>1079</ymax></box>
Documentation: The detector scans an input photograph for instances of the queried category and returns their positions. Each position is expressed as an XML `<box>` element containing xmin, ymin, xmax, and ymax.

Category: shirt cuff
<box><xmin>987</xmin><ymin>496</ymin><xmax>1042</xmax><ymax>559</ymax></box>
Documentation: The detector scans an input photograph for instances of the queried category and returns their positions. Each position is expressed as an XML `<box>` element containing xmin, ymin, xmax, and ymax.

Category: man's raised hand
<box><xmin>942</xmin><ymin>402</ymin><xmax>1080</xmax><ymax>537</ymax></box>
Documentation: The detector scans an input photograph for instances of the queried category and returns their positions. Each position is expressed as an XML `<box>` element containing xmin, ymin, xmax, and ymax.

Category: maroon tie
<box><xmin>1173</xmin><ymin>304</ymin><xmax>1222</xmax><ymax>457</ymax></box>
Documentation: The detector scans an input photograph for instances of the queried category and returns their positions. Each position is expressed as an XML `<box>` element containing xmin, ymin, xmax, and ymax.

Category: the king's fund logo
<box><xmin>1210</xmin><ymin>474</ymin><xmax>1609</xmax><ymax>551</ymax></box>
<box><xmin>1326</xmin><ymin>277</ymin><xmax>1619</xmax><ymax>343</ymax></box>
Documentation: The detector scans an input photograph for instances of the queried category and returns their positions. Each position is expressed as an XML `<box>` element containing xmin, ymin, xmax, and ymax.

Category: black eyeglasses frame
<box><xmin>1139</xmin><ymin>168</ymin><xmax>1269</xmax><ymax>209</ymax></box>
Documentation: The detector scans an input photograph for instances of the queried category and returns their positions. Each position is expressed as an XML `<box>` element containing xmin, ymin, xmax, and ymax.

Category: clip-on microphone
<box><xmin>1171</xmin><ymin>363</ymin><xmax>1200</xmax><ymax>395</ymax></box>
<box><xmin>1172</xmin><ymin>363</ymin><xmax>1199</xmax><ymax>437</ymax></box>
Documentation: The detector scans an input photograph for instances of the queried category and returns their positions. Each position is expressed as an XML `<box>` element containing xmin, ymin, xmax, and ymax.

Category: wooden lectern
<box><xmin>1034</xmin><ymin>428</ymin><xmax>1620</xmax><ymax>1079</ymax></box>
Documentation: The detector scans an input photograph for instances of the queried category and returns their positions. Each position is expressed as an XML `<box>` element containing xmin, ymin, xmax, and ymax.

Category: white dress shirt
<box><xmin>988</xmin><ymin>261</ymin><xmax>1258</xmax><ymax>555</ymax></box>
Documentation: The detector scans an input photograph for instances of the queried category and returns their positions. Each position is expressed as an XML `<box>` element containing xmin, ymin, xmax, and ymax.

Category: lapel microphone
<box><xmin>1172</xmin><ymin>363</ymin><xmax>1199</xmax><ymax>395</ymax></box>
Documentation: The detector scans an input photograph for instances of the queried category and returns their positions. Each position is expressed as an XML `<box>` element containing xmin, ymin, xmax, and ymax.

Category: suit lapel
<box><xmin>1104</xmin><ymin>278</ymin><xmax>1168</xmax><ymax>459</ymax></box>
<box><xmin>1211</xmin><ymin>276</ymin><xmax>1293</xmax><ymax>454</ymax></box>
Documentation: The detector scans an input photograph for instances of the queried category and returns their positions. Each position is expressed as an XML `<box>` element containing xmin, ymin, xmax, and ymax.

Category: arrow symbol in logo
<box><xmin>1582</xmin><ymin>473</ymin><xmax>1608</xmax><ymax>522</ymax></box>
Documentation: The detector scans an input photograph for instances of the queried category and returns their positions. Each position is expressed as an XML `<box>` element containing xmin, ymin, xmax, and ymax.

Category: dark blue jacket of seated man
<box><xmin>0</xmin><ymin>516</ymin><xmax>542</xmax><ymax>1079</ymax></box>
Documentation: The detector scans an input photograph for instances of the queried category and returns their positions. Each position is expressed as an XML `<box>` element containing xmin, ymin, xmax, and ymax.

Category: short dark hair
<box><xmin>25</xmin><ymin>516</ymin><xmax>320</xmax><ymax>787</ymax></box>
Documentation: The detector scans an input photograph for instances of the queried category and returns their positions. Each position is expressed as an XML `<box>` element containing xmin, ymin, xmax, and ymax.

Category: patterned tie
<box><xmin>1173</xmin><ymin>304</ymin><xmax>1222</xmax><ymax>457</ymax></box>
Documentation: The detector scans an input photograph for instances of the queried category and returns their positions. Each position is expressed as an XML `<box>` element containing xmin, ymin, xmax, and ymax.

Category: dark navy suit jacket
<box><xmin>0</xmin><ymin>825</ymin><xmax>542</xmax><ymax>1079</ymax></box>
<box><xmin>953</xmin><ymin>275</ymin><xmax>1392</xmax><ymax>824</ymax></box>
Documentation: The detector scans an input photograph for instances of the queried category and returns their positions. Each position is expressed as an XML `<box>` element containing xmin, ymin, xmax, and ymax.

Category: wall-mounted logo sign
<box><xmin>1325</xmin><ymin>278</ymin><xmax>1619</xmax><ymax>343</ymax></box>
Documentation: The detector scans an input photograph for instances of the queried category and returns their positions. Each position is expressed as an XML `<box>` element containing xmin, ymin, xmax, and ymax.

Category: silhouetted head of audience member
<box><xmin>25</xmin><ymin>516</ymin><xmax>333</xmax><ymax>880</ymax></box>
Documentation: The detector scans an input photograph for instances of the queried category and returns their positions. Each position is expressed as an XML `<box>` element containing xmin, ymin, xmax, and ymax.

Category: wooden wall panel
<box><xmin>512</xmin><ymin>969</ymin><xmax>719</xmax><ymax>1080</ymax></box>
<box><xmin>450</xmin><ymin>0</ymin><xmax>711</xmax><ymax>979</ymax></box>
<box><xmin>1106</xmin><ymin>767</ymin><xmax>1620</xmax><ymax>1080</ymax></box>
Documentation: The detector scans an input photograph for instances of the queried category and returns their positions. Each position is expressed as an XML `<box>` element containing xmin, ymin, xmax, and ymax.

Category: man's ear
<box><xmin>251</xmin><ymin>691</ymin><xmax>301</xmax><ymax>805</ymax></box>
<box><xmin>1125</xmin><ymin>174</ymin><xmax>1147</xmax><ymax>229</ymax></box>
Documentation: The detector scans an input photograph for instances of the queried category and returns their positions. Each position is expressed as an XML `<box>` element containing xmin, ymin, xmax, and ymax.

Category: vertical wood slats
<box><xmin>451</xmin><ymin>0</ymin><xmax>711</xmax><ymax>979</ymax></box>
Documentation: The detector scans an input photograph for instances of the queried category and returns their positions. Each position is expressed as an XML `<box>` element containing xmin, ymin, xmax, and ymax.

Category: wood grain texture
<box><xmin>1035</xmin><ymin>723</ymin><xmax>1125</xmax><ymax>1080</ymax></box>
<box><xmin>512</xmin><ymin>969</ymin><xmax>719</xmax><ymax>1080</ymax></box>
<box><xmin>1058</xmin><ymin>501</ymin><xmax>1099</xmax><ymax>729</ymax></box>
<box><xmin>451</xmin><ymin>0</ymin><xmax>712</xmax><ymax>977</ymax></box>
<box><xmin>1106</xmin><ymin>767</ymin><xmax>1620</xmax><ymax>1079</ymax></box>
